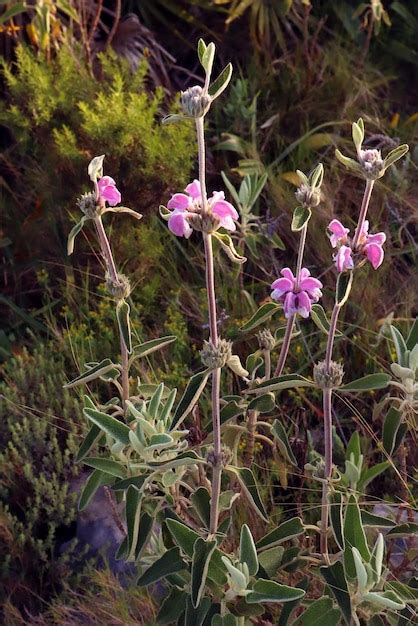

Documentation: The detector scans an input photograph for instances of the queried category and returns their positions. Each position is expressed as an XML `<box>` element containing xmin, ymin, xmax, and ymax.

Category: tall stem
<box><xmin>320</xmin><ymin>387</ymin><xmax>332</xmax><ymax>561</ymax></box>
<box><xmin>197</xmin><ymin>116</ymin><xmax>222</xmax><ymax>535</ymax></box>
<box><xmin>94</xmin><ymin>216</ymin><xmax>130</xmax><ymax>408</ymax></box>
<box><xmin>352</xmin><ymin>179</ymin><xmax>374</xmax><ymax>249</ymax></box>
<box><xmin>295</xmin><ymin>223</ymin><xmax>308</xmax><ymax>289</ymax></box>
<box><xmin>325</xmin><ymin>303</ymin><xmax>341</xmax><ymax>371</ymax></box>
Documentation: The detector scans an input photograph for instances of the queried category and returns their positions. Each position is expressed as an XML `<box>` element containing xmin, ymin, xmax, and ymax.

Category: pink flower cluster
<box><xmin>167</xmin><ymin>179</ymin><xmax>238</xmax><ymax>238</ymax></box>
<box><xmin>328</xmin><ymin>219</ymin><xmax>386</xmax><ymax>272</ymax></box>
<box><xmin>271</xmin><ymin>268</ymin><xmax>323</xmax><ymax>319</ymax></box>
<box><xmin>98</xmin><ymin>176</ymin><xmax>121</xmax><ymax>206</ymax></box>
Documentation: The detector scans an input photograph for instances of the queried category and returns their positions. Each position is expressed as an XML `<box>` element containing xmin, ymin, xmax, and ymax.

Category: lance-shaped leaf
<box><xmin>344</xmin><ymin>495</ymin><xmax>370</xmax><ymax>579</ymax></box>
<box><xmin>132</xmin><ymin>335</ymin><xmax>177</xmax><ymax>360</ymax></box>
<box><xmin>213</xmin><ymin>231</ymin><xmax>246</xmax><ymax>264</ymax></box>
<box><xmin>64</xmin><ymin>358</ymin><xmax>119</xmax><ymax>388</ymax></box>
<box><xmin>335</xmin><ymin>150</ymin><xmax>363</xmax><ymax>175</ymax></box>
<box><xmin>246</xmin><ymin>579</ymin><xmax>305</xmax><ymax>603</ymax></box>
<box><xmin>291</xmin><ymin>206</ymin><xmax>311</xmax><ymax>232</ymax></box>
<box><xmin>147</xmin><ymin>450</ymin><xmax>204</xmax><ymax>472</ymax></box>
<box><xmin>111</xmin><ymin>475</ymin><xmax>148</xmax><ymax>492</ymax></box>
<box><xmin>67</xmin><ymin>216</ymin><xmax>88</xmax><ymax>255</ymax></box>
<box><xmin>76</xmin><ymin>423</ymin><xmax>102</xmax><ymax>462</ymax></box>
<box><xmin>294</xmin><ymin>597</ymin><xmax>341</xmax><ymax>626</ymax></box>
<box><xmin>352</xmin><ymin>547</ymin><xmax>368</xmax><ymax>591</ymax></box>
<box><xmin>358</xmin><ymin>461</ymin><xmax>390</xmax><ymax>491</ymax></box>
<box><xmin>82</xmin><ymin>457</ymin><xmax>126</xmax><ymax>478</ymax></box>
<box><xmin>382</xmin><ymin>406</ymin><xmax>405</xmax><ymax>455</ymax></box>
<box><xmin>320</xmin><ymin>561</ymin><xmax>351</xmax><ymax>625</ymax></box>
<box><xmin>162</xmin><ymin>113</ymin><xmax>191</xmax><ymax>125</ymax></box>
<box><xmin>170</xmin><ymin>369</ymin><xmax>210</xmax><ymax>429</ymax></box>
<box><xmin>240</xmin><ymin>302</ymin><xmax>281</xmax><ymax>332</ymax></box>
<box><xmin>83</xmin><ymin>407</ymin><xmax>130</xmax><ymax>445</ymax></box>
<box><xmin>211</xmin><ymin>615</ymin><xmax>238</xmax><ymax>626</ymax></box>
<box><xmin>159</xmin><ymin>204</ymin><xmax>171</xmax><ymax>220</ymax></box>
<box><xmin>226</xmin><ymin>354</ymin><xmax>249</xmax><ymax>378</ymax></box>
<box><xmin>209</xmin><ymin>63</ymin><xmax>233</xmax><ymax>100</ymax></box>
<box><xmin>360</xmin><ymin>510</ymin><xmax>395</xmax><ymax>528</ymax></box>
<box><xmin>225</xmin><ymin>466</ymin><xmax>268</xmax><ymax>522</ymax></box>
<box><xmin>137</xmin><ymin>547</ymin><xmax>187</xmax><ymax>586</ymax></box>
<box><xmin>271</xmin><ymin>420</ymin><xmax>297</xmax><ymax>466</ymax></box>
<box><xmin>383</xmin><ymin>144</ymin><xmax>409</xmax><ymax>171</ymax></box>
<box><xmin>247</xmin><ymin>393</ymin><xmax>275</xmax><ymax>414</ymax></box>
<box><xmin>246</xmin><ymin>374</ymin><xmax>316</xmax><ymax>395</ymax></box>
<box><xmin>329</xmin><ymin>491</ymin><xmax>344</xmax><ymax>550</ymax></box>
<box><xmin>103</xmin><ymin>206</ymin><xmax>142</xmax><ymax>220</ymax></box>
<box><xmin>88</xmin><ymin>154</ymin><xmax>104</xmax><ymax>181</ymax></box>
<box><xmin>126</xmin><ymin>485</ymin><xmax>142</xmax><ymax>559</ymax></box>
<box><xmin>390</xmin><ymin>324</ymin><xmax>408</xmax><ymax>366</ymax></box>
<box><xmin>336</xmin><ymin>271</ymin><xmax>353</xmax><ymax>306</ymax></box>
<box><xmin>310</xmin><ymin>162</ymin><xmax>324</xmax><ymax>190</ymax></box>
<box><xmin>339</xmin><ymin>373</ymin><xmax>390</xmax><ymax>392</ymax></box>
<box><xmin>240</xmin><ymin>524</ymin><xmax>258</xmax><ymax>576</ymax></box>
<box><xmin>258</xmin><ymin>546</ymin><xmax>284</xmax><ymax>578</ymax></box>
<box><xmin>185</xmin><ymin>595</ymin><xmax>211</xmax><ymax>626</ymax></box>
<box><xmin>78</xmin><ymin>469</ymin><xmax>112</xmax><ymax>511</ymax></box>
<box><xmin>256</xmin><ymin>517</ymin><xmax>304</xmax><ymax>550</ymax></box>
<box><xmin>385</xmin><ymin>522</ymin><xmax>418</xmax><ymax>538</ymax></box>
<box><xmin>116</xmin><ymin>299</ymin><xmax>132</xmax><ymax>354</ymax></box>
<box><xmin>157</xmin><ymin>587</ymin><xmax>188</xmax><ymax>625</ymax></box>
<box><xmin>191</xmin><ymin>537</ymin><xmax>217</xmax><ymax>607</ymax></box>
<box><xmin>277</xmin><ymin>577</ymin><xmax>309</xmax><ymax>625</ymax></box>
<box><xmin>362</xmin><ymin>591</ymin><xmax>405</xmax><ymax>611</ymax></box>
<box><xmin>311</xmin><ymin>304</ymin><xmax>342</xmax><ymax>336</ymax></box>
<box><xmin>135</xmin><ymin>511</ymin><xmax>154</xmax><ymax>561</ymax></box>
<box><xmin>352</xmin><ymin>120</ymin><xmax>364</xmax><ymax>152</ymax></box>
<box><xmin>406</xmin><ymin>317</ymin><xmax>418</xmax><ymax>350</ymax></box>
<box><xmin>191</xmin><ymin>487</ymin><xmax>211</xmax><ymax>528</ymax></box>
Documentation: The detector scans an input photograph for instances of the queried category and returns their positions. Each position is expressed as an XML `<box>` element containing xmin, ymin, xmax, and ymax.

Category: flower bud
<box><xmin>77</xmin><ymin>192</ymin><xmax>99</xmax><ymax>218</ymax></box>
<box><xmin>295</xmin><ymin>183</ymin><xmax>321</xmax><ymax>208</ymax></box>
<box><xmin>181</xmin><ymin>85</ymin><xmax>212</xmax><ymax>118</ymax></box>
<box><xmin>188</xmin><ymin>211</ymin><xmax>221</xmax><ymax>234</ymax></box>
<box><xmin>207</xmin><ymin>444</ymin><xmax>232</xmax><ymax>468</ymax></box>
<box><xmin>200</xmin><ymin>338</ymin><xmax>232</xmax><ymax>369</ymax></box>
<box><xmin>106</xmin><ymin>273</ymin><xmax>131</xmax><ymax>300</ymax></box>
<box><xmin>359</xmin><ymin>149</ymin><xmax>385</xmax><ymax>180</ymax></box>
<box><xmin>257</xmin><ymin>328</ymin><xmax>276</xmax><ymax>351</ymax></box>
<box><xmin>313</xmin><ymin>360</ymin><xmax>344</xmax><ymax>389</ymax></box>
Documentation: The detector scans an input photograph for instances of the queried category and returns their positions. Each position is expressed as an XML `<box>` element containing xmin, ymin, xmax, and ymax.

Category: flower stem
<box><xmin>352</xmin><ymin>179</ymin><xmax>374</xmax><ymax>249</ymax></box>
<box><xmin>196</xmin><ymin>115</ymin><xmax>222</xmax><ymax>535</ymax></box>
<box><xmin>320</xmin><ymin>386</ymin><xmax>332</xmax><ymax>561</ymax></box>
<box><xmin>325</xmin><ymin>303</ymin><xmax>341</xmax><ymax>371</ymax></box>
<box><xmin>94</xmin><ymin>216</ymin><xmax>130</xmax><ymax>409</ymax></box>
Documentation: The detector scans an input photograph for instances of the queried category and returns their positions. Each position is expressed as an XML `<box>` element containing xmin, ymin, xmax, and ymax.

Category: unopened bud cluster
<box><xmin>295</xmin><ymin>183</ymin><xmax>321</xmax><ymax>208</ymax></box>
<box><xmin>77</xmin><ymin>192</ymin><xmax>99</xmax><ymax>218</ymax></box>
<box><xmin>257</xmin><ymin>328</ymin><xmax>276</xmax><ymax>351</ymax></box>
<box><xmin>207</xmin><ymin>444</ymin><xmax>232</xmax><ymax>468</ymax></box>
<box><xmin>188</xmin><ymin>210</ymin><xmax>221</xmax><ymax>234</ymax></box>
<box><xmin>106</xmin><ymin>273</ymin><xmax>131</xmax><ymax>300</ymax></box>
<box><xmin>359</xmin><ymin>149</ymin><xmax>385</xmax><ymax>180</ymax></box>
<box><xmin>200</xmin><ymin>338</ymin><xmax>232</xmax><ymax>369</ymax></box>
<box><xmin>313</xmin><ymin>360</ymin><xmax>344</xmax><ymax>389</ymax></box>
<box><xmin>181</xmin><ymin>85</ymin><xmax>212</xmax><ymax>118</ymax></box>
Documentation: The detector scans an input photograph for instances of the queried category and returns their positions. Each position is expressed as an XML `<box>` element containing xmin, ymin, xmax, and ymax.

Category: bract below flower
<box><xmin>271</xmin><ymin>267</ymin><xmax>323</xmax><ymax>319</ymax></box>
<box><xmin>98</xmin><ymin>176</ymin><xmax>121</xmax><ymax>206</ymax></box>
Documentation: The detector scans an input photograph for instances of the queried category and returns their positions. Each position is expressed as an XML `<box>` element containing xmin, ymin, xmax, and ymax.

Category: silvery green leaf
<box><xmin>227</xmin><ymin>354</ymin><xmax>249</xmax><ymax>378</ymax></box>
<box><xmin>352</xmin><ymin>547</ymin><xmax>368</xmax><ymax>592</ymax></box>
<box><xmin>239</xmin><ymin>524</ymin><xmax>258</xmax><ymax>576</ymax></box>
<box><xmin>126</xmin><ymin>485</ymin><xmax>143</xmax><ymax>559</ymax></box>
<box><xmin>296</xmin><ymin>169</ymin><xmax>309</xmax><ymax>185</ymax></box>
<box><xmin>370</xmin><ymin>533</ymin><xmax>384</xmax><ymax>582</ymax></box>
<box><xmin>362</xmin><ymin>591</ymin><xmax>405</xmax><ymax>610</ymax></box>
<box><xmin>83</xmin><ymin>406</ymin><xmax>131</xmax><ymax>445</ymax></box>
<box><xmin>103</xmin><ymin>206</ymin><xmax>142</xmax><ymax>220</ymax></box>
<box><xmin>67</xmin><ymin>216</ymin><xmax>88</xmax><ymax>255</ymax></box>
<box><xmin>271</xmin><ymin>419</ymin><xmax>297</xmax><ymax>466</ymax></box>
<box><xmin>78</xmin><ymin>469</ymin><xmax>112</xmax><ymax>511</ymax></box>
<box><xmin>162</xmin><ymin>113</ymin><xmax>191</xmax><ymax>125</ymax></box>
<box><xmin>335</xmin><ymin>149</ymin><xmax>363</xmax><ymax>174</ymax></box>
<box><xmin>132</xmin><ymin>335</ymin><xmax>177</xmax><ymax>360</ymax></box>
<box><xmin>256</xmin><ymin>517</ymin><xmax>304</xmax><ymax>550</ymax></box>
<box><xmin>201</xmin><ymin>41</ymin><xmax>215</xmax><ymax>76</ymax></box>
<box><xmin>311</xmin><ymin>304</ymin><xmax>343</xmax><ymax>336</ymax></box>
<box><xmin>336</xmin><ymin>270</ymin><xmax>353</xmax><ymax>306</ymax></box>
<box><xmin>352</xmin><ymin>121</ymin><xmax>364</xmax><ymax>152</ymax></box>
<box><xmin>245</xmin><ymin>374</ymin><xmax>316</xmax><ymax>394</ymax></box>
<box><xmin>159</xmin><ymin>205</ymin><xmax>171</xmax><ymax>220</ymax></box>
<box><xmin>170</xmin><ymin>369</ymin><xmax>210</xmax><ymax>429</ymax></box>
<box><xmin>64</xmin><ymin>358</ymin><xmax>119</xmax><ymax>388</ymax></box>
<box><xmin>137</xmin><ymin>547</ymin><xmax>186</xmax><ymax>586</ymax></box>
<box><xmin>209</xmin><ymin>63</ymin><xmax>233</xmax><ymax>100</ymax></box>
<box><xmin>83</xmin><ymin>457</ymin><xmax>126</xmax><ymax>478</ymax></box>
<box><xmin>191</xmin><ymin>538</ymin><xmax>217</xmax><ymax>607</ymax></box>
<box><xmin>390</xmin><ymin>324</ymin><xmax>408</xmax><ymax>367</ymax></box>
<box><xmin>344</xmin><ymin>495</ymin><xmax>370</xmax><ymax>579</ymax></box>
<box><xmin>88</xmin><ymin>154</ymin><xmax>105</xmax><ymax>181</ymax></box>
<box><xmin>246</xmin><ymin>579</ymin><xmax>305</xmax><ymax>603</ymax></box>
<box><xmin>309</xmin><ymin>162</ymin><xmax>324</xmax><ymax>189</ymax></box>
<box><xmin>240</xmin><ymin>302</ymin><xmax>281</xmax><ymax>332</ymax></box>
<box><xmin>213</xmin><ymin>231</ymin><xmax>246</xmax><ymax>264</ymax></box>
<box><xmin>291</xmin><ymin>206</ymin><xmax>311</xmax><ymax>232</ymax></box>
<box><xmin>225</xmin><ymin>466</ymin><xmax>268</xmax><ymax>522</ymax></box>
<box><xmin>221</xmin><ymin>557</ymin><xmax>248</xmax><ymax>592</ymax></box>
<box><xmin>339</xmin><ymin>373</ymin><xmax>390</xmax><ymax>392</ymax></box>
<box><xmin>383</xmin><ymin>144</ymin><xmax>409</xmax><ymax>171</ymax></box>
<box><xmin>116</xmin><ymin>299</ymin><xmax>132</xmax><ymax>354</ymax></box>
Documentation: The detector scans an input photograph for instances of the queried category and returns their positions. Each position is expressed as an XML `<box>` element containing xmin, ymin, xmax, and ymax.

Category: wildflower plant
<box><xmin>65</xmin><ymin>40</ymin><xmax>417</xmax><ymax>625</ymax></box>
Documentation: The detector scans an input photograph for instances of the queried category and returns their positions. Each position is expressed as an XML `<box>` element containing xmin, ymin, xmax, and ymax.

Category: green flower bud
<box><xmin>200</xmin><ymin>338</ymin><xmax>232</xmax><ymax>369</ymax></box>
<box><xmin>313</xmin><ymin>360</ymin><xmax>344</xmax><ymax>389</ymax></box>
<box><xmin>181</xmin><ymin>85</ymin><xmax>212</xmax><ymax>118</ymax></box>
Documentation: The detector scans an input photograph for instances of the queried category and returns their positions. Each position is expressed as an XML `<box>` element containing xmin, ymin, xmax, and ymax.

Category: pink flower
<box><xmin>97</xmin><ymin>176</ymin><xmax>121</xmax><ymax>206</ymax></box>
<box><xmin>271</xmin><ymin>267</ymin><xmax>323</xmax><ymax>319</ymax></box>
<box><xmin>166</xmin><ymin>179</ymin><xmax>239</xmax><ymax>237</ymax></box>
<box><xmin>327</xmin><ymin>219</ymin><xmax>386</xmax><ymax>271</ymax></box>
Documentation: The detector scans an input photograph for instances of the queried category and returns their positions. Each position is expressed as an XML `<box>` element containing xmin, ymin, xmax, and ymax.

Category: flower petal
<box><xmin>366</xmin><ymin>231</ymin><xmax>386</xmax><ymax>246</ymax></box>
<box><xmin>334</xmin><ymin>245</ymin><xmax>354</xmax><ymax>273</ymax></box>
<box><xmin>280</xmin><ymin>267</ymin><xmax>296</xmax><ymax>283</ymax></box>
<box><xmin>328</xmin><ymin>219</ymin><xmax>350</xmax><ymax>247</ymax></box>
<box><xmin>296</xmin><ymin>291</ymin><xmax>312</xmax><ymax>318</ymax></box>
<box><xmin>365</xmin><ymin>243</ymin><xmax>384</xmax><ymax>269</ymax></box>
<box><xmin>185</xmin><ymin>179</ymin><xmax>201</xmax><ymax>199</ymax></box>
<box><xmin>100</xmin><ymin>184</ymin><xmax>121</xmax><ymax>206</ymax></box>
<box><xmin>271</xmin><ymin>277</ymin><xmax>293</xmax><ymax>299</ymax></box>
<box><xmin>167</xmin><ymin>193</ymin><xmax>190</xmax><ymax>210</ymax></box>
<box><xmin>168</xmin><ymin>211</ymin><xmax>193</xmax><ymax>238</ymax></box>
<box><xmin>211</xmin><ymin>199</ymin><xmax>239</xmax><ymax>221</ymax></box>
<box><xmin>283</xmin><ymin>292</ymin><xmax>297</xmax><ymax>319</ymax></box>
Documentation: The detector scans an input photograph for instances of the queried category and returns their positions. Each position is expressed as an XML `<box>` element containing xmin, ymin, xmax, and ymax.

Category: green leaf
<box><xmin>352</xmin><ymin>547</ymin><xmax>368</xmax><ymax>591</ymax></box>
<box><xmin>386</xmin><ymin>522</ymin><xmax>418</xmax><ymax>538</ymax></box>
<box><xmin>132</xmin><ymin>335</ymin><xmax>177</xmax><ymax>359</ymax></box>
<box><xmin>197</xmin><ymin>38</ymin><xmax>207</xmax><ymax>65</ymax></box>
<box><xmin>116</xmin><ymin>299</ymin><xmax>132</xmax><ymax>354</ymax></box>
<box><xmin>335</xmin><ymin>149</ymin><xmax>363</xmax><ymax>175</ymax></box>
<box><xmin>67</xmin><ymin>216</ymin><xmax>88</xmax><ymax>255</ymax></box>
<box><xmin>135</xmin><ymin>511</ymin><xmax>154</xmax><ymax>561</ymax></box>
<box><xmin>310</xmin><ymin>162</ymin><xmax>324</xmax><ymax>190</ymax></box>
<box><xmin>271</xmin><ymin>420</ymin><xmax>297</xmax><ymax>466</ymax></box>
<box><xmin>339</xmin><ymin>373</ymin><xmax>390</xmax><ymax>392</ymax></box>
<box><xmin>170</xmin><ymin>369</ymin><xmax>210</xmax><ymax>429</ymax></box>
<box><xmin>246</xmin><ymin>579</ymin><xmax>305</xmax><ymax>603</ymax></box>
<box><xmin>406</xmin><ymin>317</ymin><xmax>418</xmax><ymax>350</ymax></box>
<box><xmin>126</xmin><ymin>485</ymin><xmax>142</xmax><ymax>558</ymax></box>
<box><xmin>213</xmin><ymin>231</ymin><xmax>246</xmax><ymax>264</ymax></box>
<box><xmin>211</xmin><ymin>615</ymin><xmax>238</xmax><ymax>626</ymax></box>
<box><xmin>200</xmin><ymin>41</ymin><xmax>215</xmax><ymax>74</ymax></box>
<box><xmin>102</xmin><ymin>206</ymin><xmax>142</xmax><ymax>220</ymax></box>
<box><xmin>209</xmin><ymin>63</ymin><xmax>233</xmax><ymax>100</ymax></box>
<box><xmin>88</xmin><ymin>155</ymin><xmax>105</xmax><ymax>181</ymax></box>
<box><xmin>76</xmin><ymin>423</ymin><xmax>102</xmax><ymax>462</ymax></box>
<box><xmin>383</xmin><ymin>144</ymin><xmax>409</xmax><ymax>171</ymax></box>
<box><xmin>0</xmin><ymin>3</ymin><xmax>27</xmax><ymax>26</ymax></box>
<box><xmin>361</xmin><ymin>510</ymin><xmax>395</xmax><ymax>528</ymax></box>
<box><xmin>225</xmin><ymin>466</ymin><xmax>268</xmax><ymax>522</ymax></box>
<box><xmin>165</xmin><ymin>519</ymin><xmax>227</xmax><ymax>585</ymax></box>
<box><xmin>157</xmin><ymin>587</ymin><xmax>187</xmax><ymax>624</ymax></box>
<box><xmin>111</xmin><ymin>475</ymin><xmax>148</xmax><ymax>492</ymax></box>
<box><xmin>220</xmin><ymin>171</ymin><xmax>241</xmax><ymax>205</ymax></box>
<box><xmin>311</xmin><ymin>304</ymin><xmax>342</xmax><ymax>336</ymax></box>
<box><xmin>82</xmin><ymin>457</ymin><xmax>126</xmax><ymax>478</ymax></box>
<box><xmin>294</xmin><ymin>597</ymin><xmax>341</xmax><ymax>626</ymax></box>
<box><xmin>329</xmin><ymin>491</ymin><xmax>344</xmax><ymax>550</ymax></box>
<box><xmin>256</xmin><ymin>517</ymin><xmax>304</xmax><ymax>550</ymax></box>
<box><xmin>390</xmin><ymin>325</ymin><xmax>408</xmax><ymax>367</ymax></box>
<box><xmin>147</xmin><ymin>450</ymin><xmax>204</xmax><ymax>472</ymax></box>
<box><xmin>83</xmin><ymin>407</ymin><xmax>130</xmax><ymax>445</ymax></box>
<box><xmin>78</xmin><ymin>469</ymin><xmax>111</xmax><ymax>511</ymax></box>
<box><xmin>191</xmin><ymin>487</ymin><xmax>211</xmax><ymax>528</ymax></box>
<box><xmin>344</xmin><ymin>495</ymin><xmax>370</xmax><ymax>579</ymax></box>
<box><xmin>352</xmin><ymin>120</ymin><xmax>364</xmax><ymax>152</ymax></box>
<box><xmin>358</xmin><ymin>461</ymin><xmax>390</xmax><ymax>491</ymax></box>
<box><xmin>162</xmin><ymin>113</ymin><xmax>190</xmax><ymax>125</ymax></box>
<box><xmin>64</xmin><ymin>358</ymin><xmax>118</xmax><ymax>388</ymax></box>
<box><xmin>291</xmin><ymin>206</ymin><xmax>311</xmax><ymax>232</ymax></box>
<box><xmin>320</xmin><ymin>561</ymin><xmax>351</xmax><ymax>625</ymax></box>
<box><xmin>191</xmin><ymin>538</ymin><xmax>217</xmax><ymax>607</ymax></box>
<box><xmin>257</xmin><ymin>546</ymin><xmax>284</xmax><ymax>578</ymax></box>
<box><xmin>247</xmin><ymin>393</ymin><xmax>275</xmax><ymax>414</ymax></box>
<box><xmin>335</xmin><ymin>271</ymin><xmax>353</xmax><ymax>306</ymax></box>
<box><xmin>382</xmin><ymin>406</ymin><xmax>404</xmax><ymax>455</ymax></box>
<box><xmin>277</xmin><ymin>577</ymin><xmax>308</xmax><ymax>625</ymax></box>
<box><xmin>239</xmin><ymin>302</ymin><xmax>281</xmax><ymax>332</ymax></box>
<box><xmin>185</xmin><ymin>595</ymin><xmax>211</xmax><ymax>626</ymax></box>
<box><xmin>346</xmin><ymin>431</ymin><xmax>361</xmax><ymax>464</ymax></box>
<box><xmin>239</xmin><ymin>524</ymin><xmax>258</xmax><ymax>576</ymax></box>
<box><xmin>246</xmin><ymin>374</ymin><xmax>315</xmax><ymax>394</ymax></box>
<box><xmin>137</xmin><ymin>547</ymin><xmax>186</xmax><ymax>586</ymax></box>
<box><xmin>362</xmin><ymin>591</ymin><xmax>405</xmax><ymax>610</ymax></box>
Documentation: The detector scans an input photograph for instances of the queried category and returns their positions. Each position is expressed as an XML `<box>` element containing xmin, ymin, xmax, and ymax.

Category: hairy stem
<box><xmin>94</xmin><ymin>216</ymin><xmax>130</xmax><ymax>408</ymax></box>
<box><xmin>325</xmin><ymin>303</ymin><xmax>342</xmax><ymax>371</ymax></box>
<box><xmin>197</xmin><ymin>116</ymin><xmax>222</xmax><ymax>535</ymax></box>
<box><xmin>320</xmin><ymin>387</ymin><xmax>332</xmax><ymax>561</ymax></box>
<box><xmin>352</xmin><ymin>179</ymin><xmax>374</xmax><ymax>249</ymax></box>
<box><xmin>244</xmin><ymin>409</ymin><xmax>258</xmax><ymax>467</ymax></box>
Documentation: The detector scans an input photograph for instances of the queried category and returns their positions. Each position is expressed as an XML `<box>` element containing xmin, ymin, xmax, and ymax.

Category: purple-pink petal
<box><xmin>328</xmin><ymin>219</ymin><xmax>350</xmax><ymax>247</ymax></box>
<box><xmin>185</xmin><ymin>179</ymin><xmax>201</xmax><ymax>199</ymax></box>
<box><xmin>168</xmin><ymin>211</ymin><xmax>193</xmax><ymax>238</ymax></box>
<box><xmin>365</xmin><ymin>243</ymin><xmax>384</xmax><ymax>269</ymax></box>
<box><xmin>211</xmin><ymin>199</ymin><xmax>239</xmax><ymax>221</ymax></box>
<box><xmin>280</xmin><ymin>267</ymin><xmax>296</xmax><ymax>283</ymax></box>
<box><xmin>100</xmin><ymin>184</ymin><xmax>121</xmax><ymax>206</ymax></box>
<box><xmin>283</xmin><ymin>292</ymin><xmax>297</xmax><ymax>319</ymax></box>
<box><xmin>366</xmin><ymin>231</ymin><xmax>386</xmax><ymax>246</ymax></box>
<box><xmin>334</xmin><ymin>245</ymin><xmax>354</xmax><ymax>273</ymax></box>
<box><xmin>296</xmin><ymin>291</ymin><xmax>312</xmax><ymax>318</ymax></box>
<box><xmin>271</xmin><ymin>277</ymin><xmax>293</xmax><ymax>298</ymax></box>
<box><xmin>167</xmin><ymin>193</ymin><xmax>190</xmax><ymax>210</ymax></box>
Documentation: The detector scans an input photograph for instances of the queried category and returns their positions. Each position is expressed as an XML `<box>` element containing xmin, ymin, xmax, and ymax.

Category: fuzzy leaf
<box><xmin>137</xmin><ymin>547</ymin><xmax>186</xmax><ymax>586</ymax></box>
<box><xmin>240</xmin><ymin>524</ymin><xmax>258</xmax><ymax>576</ymax></box>
<box><xmin>382</xmin><ymin>406</ymin><xmax>404</xmax><ymax>455</ymax></box>
<box><xmin>271</xmin><ymin>419</ymin><xmax>297</xmax><ymax>466</ymax></box>
<box><xmin>126</xmin><ymin>485</ymin><xmax>142</xmax><ymax>558</ymax></box>
<box><xmin>336</xmin><ymin>271</ymin><xmax>353</xmax><ymax>306</ymax></box>
<box><xmin>383</xmin><ymin>144</ymin><xmax>409</xmax><ymax>171</ymax></box>
<box><xmin>103</xmin><ymin>206</ymin><xmax>142</xmax><ymax>220</ymax></box>
<box><xmin>362</xmin><ymin>591</ymin><xmax>405</xmax><ymax>610</ymax></box>
<box><xmin>82</xmin><ymin>457</ymin><xmax>126</xmax><ymax>478</ymax></box>
<box><xmin>67</xmin><ymin>216</ymin><xmax>88</xmax><ymax>255</ymax></box>
<box><xmin>191</xmin><ymin>487</ymin><xmax>211</xmax><ymax>528</ymax></box>
<box><xmin>157</xmin><ymin>587</ymin><xmax>187</xmax><ymax>624</ymax></box>
<box><xmin>344</xmin><ymin>495</ymin><xmax>370</xmax><ymax>579</ymax></box>
<box><xmin>294</xmin><ymin>597</ymin><xmax>341</xmax><ymax>626</ymax></box>
<box><xmin>78</xmin><ymin>469</ymin><xmax>111</xmax><ymax>511</ymax></box>
<box><xmin>256</xmin><ymin>517</ymin><xmax>304</xmax><ymax>550</ymax></box>
<box><xmin>185</xmin><ymin>595</ymin><xmax>211</xmax><ymax>626</ymax></box>
<box><xmin>320</xmin><ymin>561</ymin><xmax>351</xmax><ymax>625</ymax></box>
<box><xmin>64</xmin><ymin>358</ymin><xmax>118</xmax><ymax>388</ymax></box>
<box><xmin>88</xmin><ymin>154</ymin><xmax>104</xmax><ymax>181</ymax></box>
<box><xmin>227</xmin><ymin>354</ymin><xmax>249</xmax><ymax>377</ymax></box>
<box><xmin>339</xmin><ymin>373</ymin><xmax>390</xmax><ymax>392</ymax></box>
<box><xmin>170</xmin><ymin>369</ymin><xmax>210</xmax><ymax>429</ymax></box>
<box><xmin>240</xmin><ymin>302</ymin><xmax>282</xmax><ymax>332</ymax></box>
<box><xmin>225</xmin><ymin>466</ymin><xmax>268</xmax><ymax>522</ymax></box>
<box><xmin>335</xmin><ymin>149</ymin><xmax>362</xmax><ymax>175</ymax></box>
<box><xmin>247</xmin><ymin>393</ymin><xmax>275</xmax><ymax>413</ymax></box>
<box><xmin>209</xmin><ymin>63</ymin><xmax>233</xmax><ymax>100</ymax></box>
<box><xmin>213</xmin><ymin>231</ymin><xmax>246</xmax><ymax>264</ymax></box>
<box><xmin>191</xmin><ymin>538</ymin><xmax>217</xmax><ymax>607</ymax></box>
<box><xmin>246</xmin><ymin>374</ymin><xmax>315</xmax><ymax>394</ymax></box>
<box><xmin>311</xmin><ymin>304</ymin><xmax>342</xmax><ymax>336</ymax></box>
<box><xmin>329</xmin><ymin>491</ymin><xmax>344</xmax><ymax>550</ymax></box>
<box><xmin>291</xmin><ymin>206</ymin><xmax>311</xmax><ymax>232</ymax></box>
<box><xmin>116</xmin><ymin>299</ymin><xmax>132</xmax><ymax>354</ymax></box>
<box><xmin>132</xmin><ymin>335</ymin><xmax>177</xmax><ymax>359</ymax></box>
<box><xmin>83</xmin><ymin>407</ymin><xmax>130</xmax><ymax>445</ymax></box>
<box><xmin>76</xmin><ymin>423</ymin><xmax>102</xmax><ymax>462</ymax></box>
<box><xmin>247</xmin><ymin>579</ymin><xmax>305</xmax><ymax>603</ymax></box>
